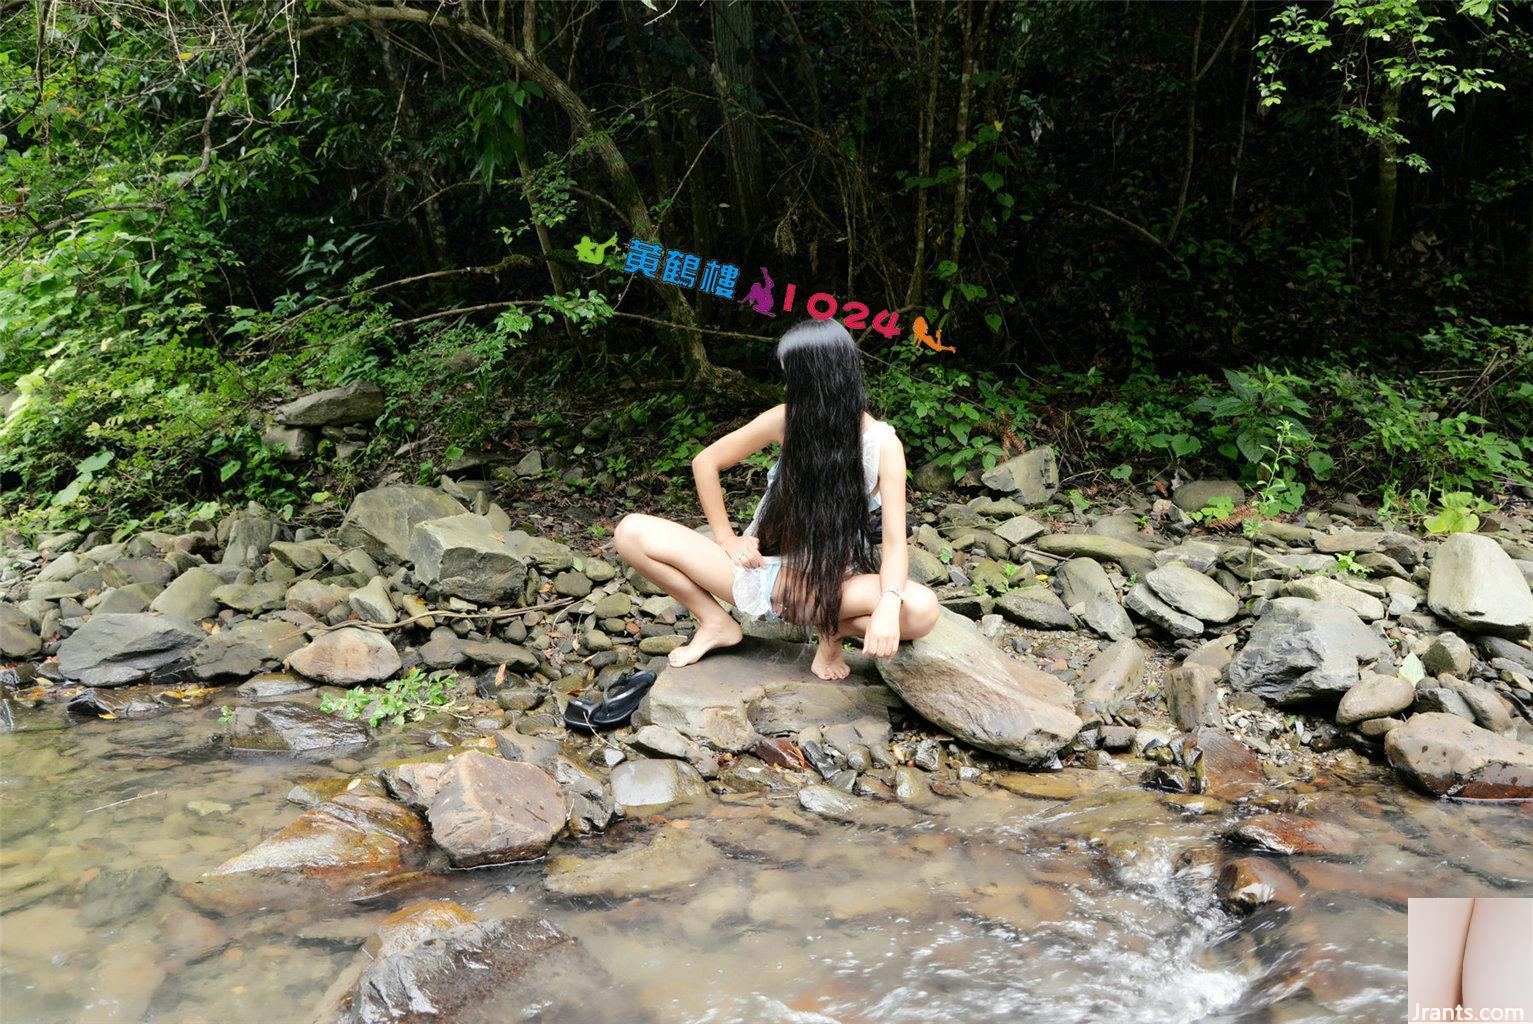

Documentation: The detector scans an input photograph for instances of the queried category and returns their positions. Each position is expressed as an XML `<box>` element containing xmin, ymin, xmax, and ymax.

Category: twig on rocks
<box><xmin>84</xmin><ymin>790</ymin><xmax>163</xmax><ymax>815</ymax></box>
<box><xmin>1016</xmin><ymin>545</ymin><xmax>1067</xmax><ymax>564</ymax></box>
<box><xmin>311</xmin><ymin>595</ymin><xmax>581</xmax><ymax>634</ymax></box>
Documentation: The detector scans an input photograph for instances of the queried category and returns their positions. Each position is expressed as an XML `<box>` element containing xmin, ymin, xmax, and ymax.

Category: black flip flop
<box><xmin>563</xmin><ymin>669</ymin><xmax>658</xmax><ymax>734</ymax></box>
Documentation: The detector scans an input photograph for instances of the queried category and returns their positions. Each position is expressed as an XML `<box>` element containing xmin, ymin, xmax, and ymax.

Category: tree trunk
<box><xmin>372</xmin><ymin>25</ymin><xmax>451</xmax><ymax>273</ymax></box>
<box><xmin>907</xmin><ymin>0</ymin><xmax>944</xmax><ymax>308</ymax></box>
<box><xmin>1526</xmin><ymin>132</ymin><xmax>1533</xmax><ymax>316</ymax></box>
<box><xmin>948</xmin><ymin>1</ymin><xmax>992</xmax><ymax>269</ymax></box>
<box><xmin>710</xmin><ymin>0</ymin><xmax>766</xmax><ymax>242</ymax></box>
<box><xmin>620</xmin><ymin>1</ymin><xmax>673</xmax><ymax>203</ymax></box>
<box><xmin>1375</xmin><ymin>81</ymin><xmax>1402</xmax><ymax>262</ymax></box>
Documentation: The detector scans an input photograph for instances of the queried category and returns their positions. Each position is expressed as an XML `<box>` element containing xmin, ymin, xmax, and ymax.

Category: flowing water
<box><xmin>3</xmin><ymin>700</ymin><xmax>1531</xmax><ymax>1024</ymax></box>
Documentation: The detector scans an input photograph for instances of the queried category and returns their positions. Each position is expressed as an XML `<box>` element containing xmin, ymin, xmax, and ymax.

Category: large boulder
<box><xmin>979</xmin><ymin>446</ymin><xmax>1058</xmax><ymax>504</ymax></box>
<box><xmin>875</xmin><ymin>607</ymin><xmax>1080</xmax><ymax>764</ymax></box>
<box><xmin>426</xmin><ymin>751</ymin><xmax>565</xmax><ymax>868</ymax></box>
<box><xmin>409</xmin><ymin>514</ymin><xmax>531</xmax><ymax>604</ymax></box>
<box><xmin>287</xmin><ymin>627</ymin><xmax>401</xmax><ymax>686</ymax></box>
<box><xmin>55</xmin><ymin>613</ymin><xmax>204</xmax><ymax>687</ymax></box>
<box><xmin>1228</xmin><ymin>597</ymin><xmax>1390</xmax><ymax>705</ymax></box>
<box><xmin>1427</xmin><ymin>533</ymin><xmax>1533</xmax><ymax>639</ymax></box>
<box><xmin>1384</xmin><ymin>712</ymin><xmax>1533</xmax><ymax>799</ymax></box>
<box><xmin>333</xmin><ymin>916</ymin><xmax>624</xmax><ymax>1024</ymax></box>
<box><xmin>338</xmin><ymin>485</ymin><xmax>468</xmax><ymax>564</ymax></box>
<box><xmin>1145</xmin><ymin>564</ymin><xmax>1238</xmax><ymax>623</ymax></box>
<box><xmin>275</xmin><ymin>381</ymin><xmax>384</xmax><ymax>427</ymax></box>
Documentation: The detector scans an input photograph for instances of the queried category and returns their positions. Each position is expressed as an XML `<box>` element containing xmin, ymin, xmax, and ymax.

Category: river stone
<box><xmin>1423</xmin><ymin>632</ymin><xmax>1474</xmax><ymax>677</ymax></box>
<box><xmin>1227</xmin><ymin>813</ymin><xmax>1363</xmax><ymax>856</ymax></box>
<box><xmin>1218</xmin><ymin>857</ymin><xmax>1300</xmax><ymax>914</ymax></box>
<box><xmin>1034</xmin><ymin>534</ymin><xmax>1156</xmax><ymax>576</ymax></box>
<box><xmin>980</xmin><ymin>446</ymin><xmax>1058</xmax><ymax>504</ymax></box>
<box><xmin>192</xmin><ymin>619</ymin><xmax>306</xmax><ymax>679</ymax></box>
<box><xmin>1146</xmin><ymin>564</ymin><xmax>1238</xmax><ymax>624</ymax></box>
<box><xmin>1165</xmin><ymin>664</ymin><xmax>1220</xmax><ymax>730</ymax></box>
<box><xmin>95</xmin><ymin>584</ymin><xmax>158</xmax><ymax>614</ymax></box>
<box><xmin>1385</xmin><ymin>712</ymin><xmax>1533</xmax><ymax>799</ymax></box>
<box><xmin>80</xmin><ymin>866</ymin><xmax>171</xmax><ymax>927</ymax></box>
<box><xmin>211</xmin><ymin>580</ymin><xmax>287</xmax><ymax>614</ymax></box>
<box><xmin>1228</xmin><ymin>597</ymin><xmax>1390</xmax><ymax>705</ymax></box>
<box><xmin>995</xmin><ymin>587</ymin><xmax>1077</xmax><ymax>630</ymax></box>
<box><xmin>276</xmin><ymin>381</ymin><xmax>384</xmax><ymax>427</ymax></box>
<box><xmin>285</xmin><ymin>579</ymin><xmax>350</xmax><ymax>618</ymax></box>
<box><xmin>1427</xmin><ymin>533</ymin><xmax>1533</xmax><ymax>639</ymax></box>
<box><xmin>1187</xmin><ymin>728</ymin><xmax>1266</xmax><ymax>801</ymax></box>
<box><xmin>745</xmin><ymin>651</ymin><xmax>897</xmax><ymax>734</ymax></box>
<box><xmin>221</xmin><ymin>516</ymin><xmax>281</xmax><ymax>566</ymax></box>
<box><xmin>1056</xmin><ymin>558</ymin><xmax>1133</xmax><ymax>641</ymax></box>
<box><xmin>287</xmin><ymin>627</ymin><xmax>401</xmax><ymax>685</ymax></box>
<box><xmin>609</xmin><ymin>758</ymin><xmax>707</xmax><ymax>813</ymax></box>
<box><xmin>409</xmin><ymin>513</ymin><xmax>531</xmax><ymax>603</ymax></box>
<box><xmin>201</xmin><ymin>792</ymin><xmax>426</xmax><ymax>896</ymax></box>
<box><xmin>1124</xmin><ymin>583</ymin><xmax>1203</xmax><ymax>638</ymax></box>
<box><xmin>334</xmin><ymin>915</ymin><xmax>624</xmax><ymax>1024</ymax></box>
<box><xmin>98</xmin><ymin>556</ymin><xmax>177</xmax><ymax>589</ymax></box>
<box><xmin>1335</xmin><ymin>672</ymin><xmax>1416</xmax><ymax>725</ymax></box>
<box><xmin>1172</xmin><ymin>480</ymin><xmax>1245</xmax><ymax>513</ymax></box>
<box><xmin>994</xmin><ymin>515</ymin><xmax>1047</xmax><ymax>546</ymax></box>
<box><xmin>348</xmin><ymin>575</ymin><xmax>397</xmax><ymax>624</ymax></box>
<box><xmin>56</xmin><ymin>613</ymin><xmax>203</xmax><ymax>687</ymax></box>
<box><xmin>875</xmin><ymin>607</ymin><xmax>1080</xmax><ymax>765</ymax></box>
<box><xmin>1280</xmin><ymin>576</ymin><xmax>1386</xmax><ymax>621</ymax></box>
<box><xmin>426</xmin><ymin>751</ymin><xmax>565</xmax><ymax>867</ymax></box>
<box><xmin>1081</xmin><ymin>639</ymin><xmax>1147</xmax><ymax>707</ymax></box>
<box><xmin>635</xmin><ymin>657</ymin><xmax>765</xmax><ymax>751</ymax></box>
<box><xmin>545</xmin><ymin>825</ymin><xmax>721</xmax><ymax>898</ymax></box>
<box><xmin>338</xmin><ymin>485</ymin><xmax>468</xmax><ymax>564</ymax></box>
<box><xmin>230</xmin><ymin>702</ymin><xmax>369</xmax><ymax>756</ymax></box>
<box><xmin>0</xmin><ymin>606</ymin><xmax>41</xmax><ymax>658</ymax></box>
<box><xmin>147</xmin><ymin>567</ymin><xmax>223</xmax><ymax>620</ymax></box>
<box><xmin>235</xmin><ymin>672</ymin><xmax>313</xmax><ymax>700</ymax></box>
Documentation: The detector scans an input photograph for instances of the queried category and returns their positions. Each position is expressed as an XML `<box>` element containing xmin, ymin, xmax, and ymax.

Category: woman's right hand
<box><xmin>720</xmin><ymin>534</ymin><xmax>764</xmax><ymax>569</ymax></box>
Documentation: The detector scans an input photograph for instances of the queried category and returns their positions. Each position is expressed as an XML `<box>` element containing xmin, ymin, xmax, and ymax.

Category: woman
<box><xmin>614</xmin><ymin>318</ymin><xmax>940</xmax><ymax>680</ymax></box>
<box><xmin>1409</xmin><ymin>897</ymin><xmax>1533</xmax><ymax>1019</ymax></box>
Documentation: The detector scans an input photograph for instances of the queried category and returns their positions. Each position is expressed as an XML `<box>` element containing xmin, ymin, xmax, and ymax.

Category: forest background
<box><xmin>2</xmin><ymin>0</ymin><xmax>1530</xmax><ymax>538</ymax></box>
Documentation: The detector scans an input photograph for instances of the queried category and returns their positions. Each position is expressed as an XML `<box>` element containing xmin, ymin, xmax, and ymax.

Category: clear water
<box><xmin>3</xmin><ymin>701</ymin><xmax>1531</xmax><ymax>1024</ymax></box>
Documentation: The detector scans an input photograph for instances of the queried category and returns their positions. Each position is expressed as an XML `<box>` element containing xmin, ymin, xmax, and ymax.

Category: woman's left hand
<box><xmin>863</xmin><ymin>598</ymin><xmax>902</xmax><ymax>658</ymax></box>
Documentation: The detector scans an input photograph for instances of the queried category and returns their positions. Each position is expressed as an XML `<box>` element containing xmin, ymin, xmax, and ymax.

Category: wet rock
<box><xmin>1172</xmin><ymin>480</ymin><xmax>1244</xmax><ymax>513</ymax></box>
<box><xmin>876</xmin><ymin>608</ymin><xmax>1080</xmax><ymax>765</ymax></box>
<box><xmin>1336</xmin><ymin>672</ymin><xmax>1415</xmax><ymax>725</ymax></box>
<box><xmin>752</xmin><ymin>736</ymin><xmax>811</xmax><ymax>771</ymax></box>
<box><xmin>544</xmin><ymin>825</ymin><xmax>721</xmax><ymax>898</ymax></box>
<box><xmin>1034</xmin><ymin>534</ymin><xmax>1156</xmax><ymax>576</ymax></box>
<box><xmin>1081</xmin><ymin>638</ymin><xmax>1147</xmax><ymax>707</ymax></box>
<box><xmin>55</xmin><ymin>613</ymin><xmax>203</xmax><ymax>687</ymax></box>
<box><xmin>1056</xmin><ymin>557</ymin><xmax>1134</xmax><ymax>641</ymax></box>
<box><xmin>410</xmin><ymin>513</ymin><xmax>534</xmax><ymax>603</ymax></box>
<box><xmin>1423</xmin><ymin>632</ymin><xmax>1475</xmax><ymax>677</ymax></box>
<box><xmin>276</xmin><ymin>381</ymin><xmax>384</xmax><ymax>427</ymax></box>
<box><xmin>1165</xmin><ymin>664</ymin><xmax>1220</xmax><ymax>730</ymax></box>
<box><xmin>631</xmin><ymin>725</ymin><xmax>720</xmax><ymax>777</ymax></box>
<box><xmin>609</xmin><ymin>757</ymin><xmax>707</xmax><ymax>813</ymax></box>
<box><xmin>67</xmin><ymin>686</ymin><xmax>166</xmax><ymax>720</ymax></box>
<box><xmin>1146</xmin><ymin>564</ymin><xmax>1238</xmax><ymax>623</ymax></box>
<box><xmin>1186</xmin><ymin>728</ymin><xmax>1266</xmax><ymax>801</ymax></box>
<box><xmin>192</xmin><ymin>619</ymin><xmax>305</xmax><ymax>679</ymax></box>
<box><xmin>79</xmin><ymin>865</ymin><xmax>171</xmax><ymax>927</ymax></box>
<box><xmin>235</xmin><ymin>672</ymin><xmax>313</xmax><ymax>700</ymax></box>
<box><xmin>366</xmin><ymin>900</ymin><xmax>478</xmax><ymax>959</ymax></box>
<box><xmin>1280</xmin><ymin>576</ymin><xmax>1386</xmax><ymax>621</ymax></box>
<box><xmin>338</xmin><ymin>485</ymin><xmax>468</xmax><ymax>564</ymax></box>
<box><xmin>144</xmin><ymin>567</ymin><xmax>221</xmax><ymax>621</ymax></box>
<box><xmin>229</xmin><ymin>702</ymin><xmax>369</xmax><ymax>756</ymax></box>
<box><xmin>798</xmin><ymin>784</ymin><xmax>866</xmax><ymax>821</ymax></box>
<box><xmin>980</xmin><ymin>446</ymin><xmax>1058</xmax><ymax>504</ymax></box>
<box><xmin>1384</xmin><ymin>712</ymin><xmax>1533</xmax><ymax>799</ymax></box>
<box><xmin>287</xmin><ymin>627</ymin><xmax>401</xmax><ymax>685</ymax></box>
<box><xmin>1428</xmin><ymin>533</ymin><xmax>1533</xmax><ymax>639</ymax></box>
<box><xmin>491</xmin><ymin>731</ymin><xmax>561</xmax><ymax>769</ymax></box>
<box><xmin>1228</xmin><ymin>597</ymin><xmax>1390</xmax><ymax>705</ymax></box>
<box><xmin>635</xmin><ymin>657</ymin><xmax>763</xmax><ymax>751</ymax></box>
<box><xmin>201</xmin><ymin>793</ymin><xmax>426</xmax><ymax>898</ymax></box>
<box><xmin>995</xmin><ymin>587</ymin><xmax>1077</xmax><ymax>630</ymax></box>
<box><xmin>1124</xmin><ymin>582</ymin><xmax>1203</xmax><ymax>638</ymax></box>
<box><xmin>1218</xmin><ymin>857</ymin><xmax>1299</xmax><ymax>913</ymax></box>
<box><xmin>0</xmin><ymin>605</ymin><xmax>41</xmax><ymax>658</ymax></box>
<box><xmin>426</xmin><ymin>751</ymin><xmax>565</xmax><ymax>867</ymax></box>
<box><xmin>1227</xmin><ymin>813</ymin><xmax>1363</xmax><ymax>856</ymax></box>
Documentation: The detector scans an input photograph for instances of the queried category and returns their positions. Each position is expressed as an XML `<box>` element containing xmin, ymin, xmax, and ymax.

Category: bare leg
<box><xmin>1409</xmin><ymin>897</ymin><xmax>1474</xmax><ymax>1018</ymax></box>
<box><xmin>800</xmin><ymin>574</ymin><xmax>940</xmax><ymax>681</ymax></box>
<box><xmin>1461</xmin><ymin>898</ymin><xmax>1533</xmax><ymax>1015</ymax></box>
<box><xmin>613</xmin><ymin>514</ymin><xmax>742</xmax><ymax>667</ymax></box>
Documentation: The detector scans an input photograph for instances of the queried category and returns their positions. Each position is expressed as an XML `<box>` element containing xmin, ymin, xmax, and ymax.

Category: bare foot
<box><xmin>810</xmin><ymin>640</ymin><xmax>851</xmax><ymax>680</ymax></box>
<box><xmin>667</xmin><ymin>617</ymin><xmax>743</xmax><ymax>667</ymax></box>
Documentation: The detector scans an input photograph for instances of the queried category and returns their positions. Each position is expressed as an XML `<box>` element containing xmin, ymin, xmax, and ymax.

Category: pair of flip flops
<box><xmin>563</xmin><ymin>669</ymin><xmax>658</xmax><ymax>734</ymax></box>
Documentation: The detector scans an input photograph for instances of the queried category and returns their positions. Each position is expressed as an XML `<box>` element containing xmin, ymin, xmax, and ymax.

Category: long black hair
<box><xmin>754</xmin><ymin>319</ymin><xmax>877</xmax><ymax>636</ymax></box>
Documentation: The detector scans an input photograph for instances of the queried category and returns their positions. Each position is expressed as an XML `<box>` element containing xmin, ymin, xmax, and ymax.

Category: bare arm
<box><xmin>862</xmin><ymin>430</ymin><xmax>909</xmax><ymax>657</ymax></box>
<box><xmin>690</xmin><ymin>404</ymin><xmax>785</xmax><ymax>542</ymax></box>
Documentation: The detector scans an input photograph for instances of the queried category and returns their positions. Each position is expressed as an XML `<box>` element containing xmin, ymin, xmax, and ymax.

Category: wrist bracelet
<box><xmin>883</xmin><ymin>587</ymin><xmax>906</xmax><ymax>604</ymax></box>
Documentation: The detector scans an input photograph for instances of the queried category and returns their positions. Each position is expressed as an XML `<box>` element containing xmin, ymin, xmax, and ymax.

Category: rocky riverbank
<box><xmin>4</xmin><ymin>424</ymin><xmax>1533</xmax><ymax>1020</ymax></box>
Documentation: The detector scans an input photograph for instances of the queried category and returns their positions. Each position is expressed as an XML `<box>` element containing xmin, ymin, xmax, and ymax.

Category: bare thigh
<box><xmin>1409</xmin><ymin>897</ymin><xmax>1474</xmax><ymax>1013</ymax></box>
<box><xmin>1461</xmin><ymin>898</ymin><xmax>1533</xmax><ymax>1012</ymax></box>
<box><xmin>616</xmin><ymin>514</ymin><xmax>737</xmax><ymax>604</ymax></box>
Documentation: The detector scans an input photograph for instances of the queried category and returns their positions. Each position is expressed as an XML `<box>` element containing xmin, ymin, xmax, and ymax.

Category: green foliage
<box><xmin>1188</xmin><ymin>496</ymin><xmax>1236</xmax><ymax>523</ymax></box>
<box><xmin>1424</xmin><ymin>490</ymin><xmax>1495</xmax><ymax>534</ymax></box>
<box><xmin>319</xmin><ymin>667</ymin><xmax>463</xmax><ymax>729</ymax></box>
<box><xmin>1331</xmin><ymin>550</ymin><xmax>1370</xmax><ymax>577</ymax></box>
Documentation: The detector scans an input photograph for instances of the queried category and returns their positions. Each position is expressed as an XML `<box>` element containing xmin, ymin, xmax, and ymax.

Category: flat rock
<box><xmin>1034</xmin><ymin>534</ymin><xmax>1156</xmax><ymax>576</ymax></box>
<box><xmin>288</xmin><ymin>627</ymin><xmax>401</xmax><ymax>686</ymax></box>
<box><xmin>1228</xmin><ymin>597</ymin><xmax>1390</xmax><ymax>705</ymax></box>
<box><xmin>636</xmin><ymin>652</ymin><xmax>767</xmax><ymax>751</ymax></box>
<box><xmin>338</xmin><ymin>485</ymin><xmax>468</xmax><ymax>564</ymax></box>
<box><xmin>1124</xmin><ymin>583</ymin><xmax>1203</xmax><ymax>638</ymax></box>
<box><xmin>544</xmin><ymin>826</ymin><xmax>721</xmax><ymax>898</ymax></box>
<box><xmin>276</xmin><ymin>381</ymin><xmax>384</xmax><ymax>427</ymax></box>
<box><xmin>608</xmin><ymin>758</ymin><xmax>707</xmax><ymax>813</ymax></box>
<box><xmin>875</xmin><ymin>608</ymin><xmax>1080</xmax><ymax>765</ymax></box>
<box><xmin>1146</xmin><ymin>564</ymin><xmax>1238</xmax><ymax>623</ymax></box>
<box><xmin>1384</xmin><ymin>712</ymin><xmax>1533</xmax><ymax>799</ymax></box>
<box><xmin>1186</xmin><ymin>728</ymin><xmax>1266</xmax><ymax>801</ymax></box>
<box><xmin>1427</xmin><ymin>533</ymin><xmax>1533</xmax><ymax>639</ymax></box>
<box><xmin>56</xmin><ymin>613</ymin><xmax>203</xmax><ymax>687</ymax></box>
<box><xmin>192</xmin><ymin>619</ymin><xmax>306</xmax><ymax>680</ymax></box>
<box><xmin>995</xmin><ymin>587</ymin><xmax>1077</xmax><ymax>630</ymax></box>
<box><xmin>1056</xmin><ymin>557</ymin><xmax>1134</xmax><ymax>641</ymax></box>
<box><xmin>1080</xmin><ymin>639</ymin><xmax>1147</xmax><ymax>707</ymax></box>
<box><xmin>1227</xmin><ymin>813</ymin><xmax>1362</xmax><ymax>856</ymax></box>
<box><xmin>229</xmin><ymin>702</ymin><xmax>370</xmax><ymax>756</ymax></box>
<box><xmin>426</xmin><ymin>751</ymin><xmax>565</xmax><ymax>867</ymax></box>
<box><xmin>980</xmin><ymin>446</ymin><xmax>1058</xmax><ymax>504</ymax></box>
<box><xmin>1280</xmin><ymin>576</ymin><xmax>1386</xmax><ymax>621</ymax></box>
<box><xmin>147</xmin><ymin>567</ymin><xmax>223</xmax><ymax>620</ymax></box>
<box><xmin>1336</xmin><ymin>672</ymin><xmax>1415</xmax><ymax>725</ymax></box>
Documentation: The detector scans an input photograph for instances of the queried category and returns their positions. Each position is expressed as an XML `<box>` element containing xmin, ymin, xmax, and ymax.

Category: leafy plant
<box><xmin>1424</xmin><ymin>491</ymin><xmax>1495</xmax><ymax>534</ymax></box>
<box><xmin>1188</xmin><ymin>496</ymin><xmax>1236</xmax><ymax>523</ymax></box>
<box><xmin>1331</xmin><ymin>551</ymin><xmax>1370</xmax><ymax>577</ymax></box>
<box><xmin>320</xmin><ymin>667</ymin><xmax>463</xmax><ymax>728</ymax></box>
